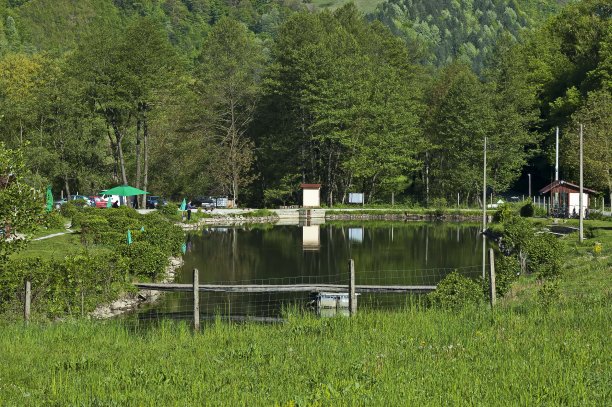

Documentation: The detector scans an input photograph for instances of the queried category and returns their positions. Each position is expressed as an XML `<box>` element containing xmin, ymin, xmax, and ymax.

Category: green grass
<box><xmin>10</xmin><ymin>233</ymin><xmax>84</xmax><ymax>260</ymax></box>
<box><xmin>0</xmin><ymin>300</ymin><xmax>608</xmax><ymax>405</ymax></box>
<box><xmin>0</xmin><ymin>218</ymin><xmax>610</xmax><ymax>404</ymax></box>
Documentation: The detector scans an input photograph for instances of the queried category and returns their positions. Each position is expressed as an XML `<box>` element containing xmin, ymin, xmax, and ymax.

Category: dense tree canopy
<box><xmin>0</xmin><ymin>0</ymin><xmax>609</xmax><ymax>207</ymax></box>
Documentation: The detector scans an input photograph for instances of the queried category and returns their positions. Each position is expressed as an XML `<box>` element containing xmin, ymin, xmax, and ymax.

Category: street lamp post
<box><xmin>528</xmin><ymin>173</ymin><xmax>531</xmax><ymax>198</ymax></box>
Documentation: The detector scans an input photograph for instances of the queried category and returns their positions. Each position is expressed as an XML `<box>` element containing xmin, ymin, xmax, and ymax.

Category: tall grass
<box><xmin>0</xmin><ymin>299</ymin><xmax>609</xmax><ymax>405</ymax></box>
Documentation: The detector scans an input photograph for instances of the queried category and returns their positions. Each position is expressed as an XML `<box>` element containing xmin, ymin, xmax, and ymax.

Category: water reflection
<box><xmin>139</xmin><ymin>222</ymin><xmax>491</xmax><ymax>319</ymax></box>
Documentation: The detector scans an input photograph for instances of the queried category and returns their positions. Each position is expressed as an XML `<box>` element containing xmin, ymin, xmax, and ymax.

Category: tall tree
<box><xmin>196</xmin><ymin>18</ymin><xmax>264</xmax><ymax>206</ymax></box>
<box><xmin>561</xmin><ymin>90</ymin><xmax>612</xmax><ymax>206</ymax></box>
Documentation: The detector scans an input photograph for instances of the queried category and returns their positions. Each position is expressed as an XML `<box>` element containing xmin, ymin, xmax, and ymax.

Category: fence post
<box><xmin>348</xmin><ymin>259</ymin><xmax>356</xmax><ymax>316</ymax></box>
<box><xmin>193</xmin><ymin>268</ymin><xmax>200</xmax><ymax>332</ymax></box>
<box><xmin>24</xmin><ymin>280</ymin><xmax>31</xmax><ymax>324</ymax></box>
<box><xmin>488</xmin><ymin>249</ymin><xmax>496</xmax><ymax>308</ymax></box>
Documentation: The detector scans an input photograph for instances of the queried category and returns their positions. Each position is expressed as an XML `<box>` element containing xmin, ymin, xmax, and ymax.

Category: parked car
<box><xmin>69</xmin><ymin>195</ymin><xmax>94</xmax><ymax>206</ymax></box>
<box><xmin>192</xmin><ymin>196</ymin><xmax>216</xmax><ymax>210</ymax></box>
<box><xmin>146</xmin><ymin>196</ymin><xmax>167</xmax><ymax>209</ymax></box>
<box><xmin>90</xmin><ymin>196</ymin><xmax>109</xmax><ymax>208</ymax></box>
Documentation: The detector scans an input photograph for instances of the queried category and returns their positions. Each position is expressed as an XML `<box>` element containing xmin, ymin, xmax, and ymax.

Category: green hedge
<box><xmin>0</xmin><ymin>251</ymin><xmax>130</xmax><ymax>319</ymax></box>
<box><xmin>2</xmin><ymin>206</ymin><xmax>184</xmax><ymax>320</ymax></box>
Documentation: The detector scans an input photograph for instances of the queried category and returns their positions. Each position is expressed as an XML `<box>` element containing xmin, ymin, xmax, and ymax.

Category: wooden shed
<box><xmin>539</xmin><ymin>180</ymin><xmax>598</xmax><ymax>218</ymax></box>
<box><xmin>301</xmin><ymin>183</ymin><xmax>321</xmax><ymax>208</ymax></box>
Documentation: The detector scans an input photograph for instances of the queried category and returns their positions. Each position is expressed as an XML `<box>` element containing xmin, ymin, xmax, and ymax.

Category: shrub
<box><xmin>0</xmin><ymin>252</ymin><xmax>129</xmax><ymax>319</ymax></box>
<box><xmin>124</xmin><ymin>241</ymin><xmax>168</xmax><ymax>281</ymax></box>
<box><xmin>60</xmin><ymin>201</ymin><xmax>79</xmax><ymax>219</ymax></box>
<box><xmin>527</xmin><ymin>233</ymin><xmax>562</xmax><ymax>279</ymax></box>
<box><xmin>519</xmin><ymin>202</ymin><xmax>535</xmax><ymax>217</ymax></box>
<box><xmin>427</xmin><ymin>271</ymin><xmax>483</xmax><ymax>309</ymax></box>
<box><xmin>79</xmin><ymin>216</ymin><xmax>110</xmax><ymax>245</ymax></box>
<box><xmin>158</xmin><ymin>202</ymin><xmax>179</xmax><ymax>217</ymax></box>
<box><xmin>42</xmin><ymin>211</ymin><xmax>66</xmax><ymax>229</ymax></box>
<box><xmin>494</xmin><ymin>254</ymin><xmax>521</xmax><ymax>297</ymax></box>
<box><xmin>493</xmin><ymin>203</ymin><xmax>515</xmax><ymax>223</ymax></box>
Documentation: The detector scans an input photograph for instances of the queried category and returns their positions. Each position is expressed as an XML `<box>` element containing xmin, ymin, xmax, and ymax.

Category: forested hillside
<box><xmin>0</xmin><ymin>0</ymin><xmax>609</xmax><ymax>206</ymax></box>
<box><xmin>370</xmin><ymin>0</ymin><xmax>570</xmax><ymax>72</ymax></box>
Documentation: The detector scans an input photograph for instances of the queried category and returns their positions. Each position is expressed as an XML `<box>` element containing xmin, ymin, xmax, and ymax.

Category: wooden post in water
<box><xmin>488</xmin><ymin>249</ymin><xmax>496</xmax><ymax>308</ymax></box>
<box><xmin>193</xmin><ymin>268</ymin><xmax>200</xmax><ymax>332</ymax></box>
<box><xmin>348</xmin><ymin>259</ymin><xmax>356</xmax><ymax>316</ymax></box>
<box><xmin>24</xmin><ymin>280</ymin><xmax>31</xmax><ymax>323</ymax></box>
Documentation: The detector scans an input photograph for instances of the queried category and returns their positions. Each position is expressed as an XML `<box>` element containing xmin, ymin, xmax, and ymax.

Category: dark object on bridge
<box><xmin>539</xmin><ymin>180</ymin><xmax>598</xmax><ymax>218</ymax></box>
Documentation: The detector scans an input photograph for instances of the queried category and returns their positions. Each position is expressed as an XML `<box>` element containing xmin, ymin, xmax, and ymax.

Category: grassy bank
<box><xmin>0</xmin><ymin>299</ymin><xmax>608</xmax><ymax>405</ymax></box>
<box><xmin>0</xmin><ymin>217</ymin><xmax>610</xmax><ymax>404</ymax></box>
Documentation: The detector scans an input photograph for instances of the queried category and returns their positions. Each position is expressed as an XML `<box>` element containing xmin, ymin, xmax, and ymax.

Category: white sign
<box><xmin>348</xmin><ymin>193</ymin><xmax>364</xmax><ymax>204</ymax></box>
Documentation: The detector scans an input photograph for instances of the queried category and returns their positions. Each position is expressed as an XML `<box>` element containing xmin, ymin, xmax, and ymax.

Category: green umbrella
<box><xmin>180</xmin><ymin>198</ymin><xmax>187</xmax><ymax>211</ymax></box>
<box><xmin>101</xmin><ymin>185</ymin><xmax>149</xmax><ymax>196</ymax></box>
<box><xmin>45</xmin><ymin>186</ymin><xmax>53</xmax><ymax>212</ymax></box>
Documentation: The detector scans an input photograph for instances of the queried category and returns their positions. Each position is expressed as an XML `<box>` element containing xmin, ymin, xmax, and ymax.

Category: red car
<box><xmin>90</xmin><ymin>196</ymin><xmax>109</xmax><ymax>208</ymax></box>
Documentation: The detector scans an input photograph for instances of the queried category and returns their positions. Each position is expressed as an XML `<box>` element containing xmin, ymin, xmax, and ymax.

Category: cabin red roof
<box><xmin>300</xmin><ymin>183</ymin><xmax>321</xmax><ymax>189</ymax></box>
<box><xmin>538</xmin><ymin>180</ymin><xmax>598</xmax><ymax>195</ymax></box>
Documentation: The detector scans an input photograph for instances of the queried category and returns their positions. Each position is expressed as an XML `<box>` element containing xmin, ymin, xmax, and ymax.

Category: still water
<box><xmin>139</xmin><ymin>222</ymin><xmax>490</xmax><ymax>320</ymax></box>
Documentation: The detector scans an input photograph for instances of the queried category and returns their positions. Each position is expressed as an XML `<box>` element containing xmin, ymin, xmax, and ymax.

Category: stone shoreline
<box><xmin>90</xmin><ymin>256</ymin><xmax>184</xmax><ymax>319</ymax></box>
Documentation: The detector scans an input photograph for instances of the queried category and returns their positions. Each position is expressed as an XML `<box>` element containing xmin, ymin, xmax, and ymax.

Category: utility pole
<box><xmin>483</xmin><ymin>137</ymin><xmax>487</xmax><ymax>233</ymax></box>
<box><xmin>482</xmin><ymin>137</ymin><xmax>487</xmax><ymax>280</ymax></box>
<box><xmin>579</xmin><ymin>124</ymin><xmax>584</xmax><ymax>242</ymax></box>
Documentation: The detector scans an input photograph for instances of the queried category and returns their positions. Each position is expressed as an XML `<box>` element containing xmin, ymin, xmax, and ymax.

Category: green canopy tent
<box><xmin>102</xmin><ymin>185</ymin><xmax>149</xmax><ymax>196</ymax></box>
<box><xmin>101</xmin><ymin>185</ymin><xmax>149</xmax><ymax>208</ymax></box>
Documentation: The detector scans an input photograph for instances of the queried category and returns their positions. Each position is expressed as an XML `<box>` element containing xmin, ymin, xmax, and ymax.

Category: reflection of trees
<box><xmin>152</xmin><ymin>222</ymin><xmax>490</xmax><ymax>317</ymax></box>
<box><xmin>179</xmin><ymin>223</ymin><xmax>488</xmax><ymax>286</ymax></box>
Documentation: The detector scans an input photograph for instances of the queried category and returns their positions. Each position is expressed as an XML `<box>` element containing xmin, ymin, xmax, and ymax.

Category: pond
<box><xmin>138</xmin><ymin>222</ymin><xmax>491</xmax><ymax>321</ymax></box>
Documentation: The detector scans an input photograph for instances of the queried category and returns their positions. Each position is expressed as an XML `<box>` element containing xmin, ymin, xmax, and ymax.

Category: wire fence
<box><xmin>11</xmin><ymin>263</ymin><xmax>490</xmax><ymax>326</ymax></box>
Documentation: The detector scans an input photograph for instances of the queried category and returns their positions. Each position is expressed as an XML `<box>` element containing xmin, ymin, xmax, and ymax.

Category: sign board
<box><xmin>348</xmin><ymin>193</ymin><xmax>364</xmax><ymax>204</ymax></box>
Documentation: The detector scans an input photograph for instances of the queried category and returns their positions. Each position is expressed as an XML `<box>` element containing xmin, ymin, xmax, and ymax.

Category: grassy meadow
<box><xmin>0</xmin><ymin>217</ymin><xmax>610</xmax><ymax>404</ymax></box>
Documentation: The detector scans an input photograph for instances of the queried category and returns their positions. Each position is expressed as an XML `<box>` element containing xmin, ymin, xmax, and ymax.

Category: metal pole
<box><xmin>483</xmin><ymin>137</ymin><xmax>487</xmax><ymax>233</ymax></box>
<box><xmin>482</xmin><ymin>137</ymin><xmax>487</xmax><ymax>280</ymax></box>
<box><xmin>579</xmin><ymin>124</ymin><xmax>584</xmax><ymax>242</ymax></box>
<box><xmin>348</xmin><ymin>259</ymin><xmax>356</xmax><ymax>316</ymax></box>
<box><xmin>193</xmin><ymin>268</ymin><xmax>200</xmax><ymax>332</ymax></box>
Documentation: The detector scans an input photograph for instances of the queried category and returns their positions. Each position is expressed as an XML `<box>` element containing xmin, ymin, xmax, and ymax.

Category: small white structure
<box><xmin>302</xmin><ymin>225</ymin><xmax>320</xmax><ymax>251</ymax></box>
<box><xmin>568</xmin><ymin>193</ymin><xmax>589</xmax><ymax>218</ymax></box>
<box><xmin>301</xmin><ymin>183</ymin><xmax>321</xmax><ymax>208</ymax></box>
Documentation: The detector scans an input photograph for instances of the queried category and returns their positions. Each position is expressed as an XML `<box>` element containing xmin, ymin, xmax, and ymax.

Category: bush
<box><xmin>124</xmin><ymin>241</ymin><xmax>168</xmax><ymax>281</ymax></box>
<box><xmin>494</xmin><ymin>254</ymin><xmax>521</xmax><ymax>297</ymax></box>
<box><xmin>42</xmin><ymin>211</ymin><xmax>66</xmax><ymax>229</ymax></box>
<box><xmin>60</xmin><ymin>201</ymin><xmax>79</xmax><ymax>219</ymax></box>
<box><xmin>493</xmin><ymin>203</ymin><xmax>516</xmax><ymax>223</ymax></box>
<box><xmin>427</xmin><ymin>271</ymin><xmax>483</xmax><ymax>309</ymax></box>
<box><xmin>0</xmin><ymin>252</ymin><xmax>129</xmax><ymax>319</ymax></box>
<box><xmin>158</xmin><ymin>202</ymin><xmax>179</xmax><ymax>217</ymax></box>
<box><xmin>79</xmin><ymin>216</ymin><xmax>110</xmax><ymax>245</ymax></box>
<box><xmin>520</xmin><ymin>202</ymin><xmax>535</xmax><ymax>217</ymax></box>
<box><xmin>527</xmin><ymin>233</ymin><xmax>562</xmax><ymax>279</ymax></box>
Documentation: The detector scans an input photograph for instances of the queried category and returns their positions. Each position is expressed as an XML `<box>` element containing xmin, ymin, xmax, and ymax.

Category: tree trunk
<box><xmin>135</xmin><ymin>117</ymin><xmax>142</xmax><ymax>191</ymax></box>
<box><xmin>327</xmin><ymin>147</ymin><xmax>334</xmax><ymax>206</ymax></box>
<box><xmin>64</xmin><ymin>175</ymin><xmax>71</xmax><ymax>199</ymax></box>
<box><xmin>111</xmin><ymin>123</ymin><xmax>128</xmax><ymax>186</ymax></box>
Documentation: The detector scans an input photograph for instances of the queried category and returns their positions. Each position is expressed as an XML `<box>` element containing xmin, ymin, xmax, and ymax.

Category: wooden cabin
<box><xmin>538</xmin><ymin>180</ymin><xmax>598</xmax><ymax>218</ymax></box>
